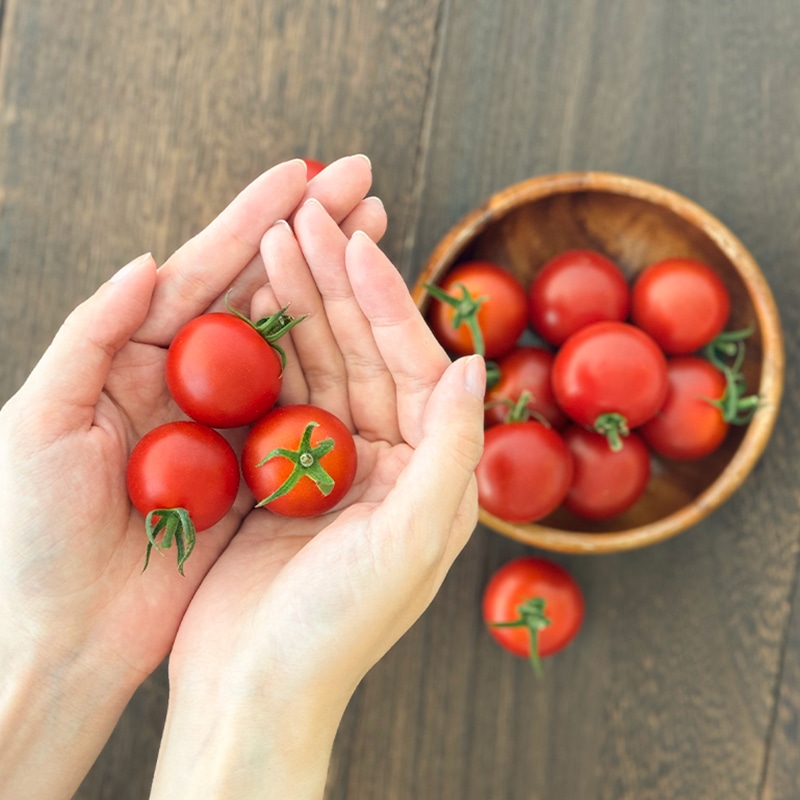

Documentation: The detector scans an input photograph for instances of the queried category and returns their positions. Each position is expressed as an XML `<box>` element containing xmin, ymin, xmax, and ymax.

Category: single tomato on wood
<box><xmin>425</xmin><ymin>260</ymin><xmax>527</xmax><ymax>359</ymax></box>
<box><xmin>483</xmin><ymin>556</ymin><xmax>584</xmax><ymax>674</ymax></box>
<box><xmin>242</xmin><ymin>404</ymin><xmax>357</xmax><ymax>517</ymax></box>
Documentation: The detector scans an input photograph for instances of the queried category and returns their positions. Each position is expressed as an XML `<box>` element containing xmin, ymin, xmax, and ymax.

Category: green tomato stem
<box><xmin>593</xmin><ymin>412</ymin><xmax>629</xmax><ymax>452</ymax></box>
<box><xmin>143</xmin><ymin>507</ymin><xmax>196</xmax><ymax>576</ymax></box>
<box><xmin>255</xmin><ymin>421</ymin><xmax>337</xmax><ymax>507</ymax></box>
<box><xmin>491</xmin><ymin>597</ymin><xmax>551</xmax><ymax>676</ymax></box>
<box><xmin>424</xmin><ymin>281</ymin><xmax>488</xmax><ymax>357</ymax></box>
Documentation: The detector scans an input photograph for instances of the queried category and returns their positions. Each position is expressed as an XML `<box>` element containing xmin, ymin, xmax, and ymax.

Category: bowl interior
<box><xmin>416</xmin><ymin>174</ymin><xmax>783</xmax><ymax>552</ymax></box>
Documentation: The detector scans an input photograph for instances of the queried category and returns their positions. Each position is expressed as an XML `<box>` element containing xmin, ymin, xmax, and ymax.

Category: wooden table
<box><xmin>2</xmin><ymin>1</ymin><xmax>798</xmax><ymax>798</ymax></box>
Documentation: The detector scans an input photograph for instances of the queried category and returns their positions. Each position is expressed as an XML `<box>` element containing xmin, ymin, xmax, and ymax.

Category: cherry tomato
<box><xmin>242</xmin><ymin>404</ymin><xmax>357</xmax><ymax>517</ymax></box>
<box><xmin>562</xmin><ymin>426</ymin><xmax>651</xmax><ymax>520</ymax></box>
<box><xmin>639</xmin><ymin>356</ymin><xmax>731</xmax><ymax>460</ymax></box>
<box><xmin>126</xmin><ymin>421</ymin><xmax>240</xmax><ymax>574</ymax></box>
<box><xmin>476</xmin><ymin>420</ymin><xmax>573</xmax><ymax>523</ymax></box>
<box><xmin>551</xmin><ymin>321</ymin><xmax>668</xmax><ymax>450</ymax></box>
<box><xmin>166</xmin><ymin>308</ymin><xmax>299</xmax><ymax>428</ymax></box>
<box><xmin>528</xmin><ymin>249</ymin><xmax>630</xmax><ymax>346</ymax></box>
<box><xmin>426</xmin><ymin>261</ymin><xmax>527</xmax><ymax>359</ymax></box>
<box><xmin>303</xmin><ymin>158</ymin><xmax>326</xmax><ymax>179</ymax></box>
<box><xmin>484</xmin><ymin>346</ymin><xmax>567</xmax><ymax>429</ymax></box>
<box><xmin>483</xmin><ymin>557</ymin><xmax>584</xmax><ymax>673</ymax></box>
<box><xmin>631</xmin><ymin>258</ymin><xmax>730</xmax><ymax>354</ymax></box>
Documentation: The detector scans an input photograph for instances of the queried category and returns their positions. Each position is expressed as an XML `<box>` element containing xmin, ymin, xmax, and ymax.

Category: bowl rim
<box><xmin>418</xmin><ymin>171</ymin><xmax>786</xmax><ymax>554</ymax></box>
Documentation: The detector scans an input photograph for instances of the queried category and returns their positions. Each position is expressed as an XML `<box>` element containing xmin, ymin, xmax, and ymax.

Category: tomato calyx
<box><xmin>490</xmin><ymin>597</ymin><xmax>552</xmax><ymax>676</ymax></box>
<box><xmin>487</xmin><ymin>390</ymin><xmax>550</xmax><ymax>426</ymax></box>
<box><xmin>424</xmin><ymin>281</ymin><xmax>488</xmax><ymax>356</ymax></box>
<box><xmin>143</xmin><ymin>507</ymin><xmax>196</xmax><ymax>576</ymax></box>
<box><xmin>702</xmin><ymin>328</ymin><xmax>761</xmax><ymax>424</ymax></box>
<box><xmin>255</xmin><ymin>421</ymin><xmax>338</xmax><ymax>507</ymax></box>
<box><xmin>225</xmin><ymin>292</ymin><xmax>305</xmax><ymax>369</ymax></box>
<box><xmin>593</xmin><ymin>412</ymin><xmax>629</xmax><ymax>452</ymax></box>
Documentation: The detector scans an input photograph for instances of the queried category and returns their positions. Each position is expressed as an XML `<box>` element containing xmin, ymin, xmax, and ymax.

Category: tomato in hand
<box><xmin>126</xmin><ymin>421</ymin><xmax>240</xmax><ymax>574</ymax></box>
<box><xmin>426</xmin><ymin>261</ymin><xmax>527</xmax><ymax>359</ymax></box>
<box><xmin>551</xmin><ymin>321</ymin><xmax>668</xmax><ymax>451</ymax></box>
<box><xmin>562</xmin><ymin>425</ymin><xmax>651</xmax><ymax>520</ymax></box>
<box><xmin>639</xmin><ymin>356</ymin><xmax>737</xmax><ymax>460</ymax></box>
<box><xmin>242</xmin><ymin>404</ymin><xmax>357</xmax><ymax>517</ymax></box>
<box><xmin>484</xmin><ymin>346</ymin><xmax>567</xmax><ymax>429</ymax></box>
<box><xmin>303</xmin><ymin>158</ymin><xmax>326</xmax><ymax>179</ymax></box>
<box><xmin>631</xmin><ymin>258</ymin><xmax>730</xmax><ymax>354</ymax></box>
<box><xmin>483</xmin><ymin>557</ymin><xmax>584</xmax><ymax>674</ymax></box>
<box><xmin>528</xmin><ymin>249</ymin><xmax>630</xmax><ymax>346</ymax></box>
<box><xmin>166</xmin><ymin>306</ymin><xmax>301</xmax><ymax>428</ymax></box>
<box><xmin>476</xmin><ymin>419</ymin><xmax>573</xmax><ymax>523</ymax></box>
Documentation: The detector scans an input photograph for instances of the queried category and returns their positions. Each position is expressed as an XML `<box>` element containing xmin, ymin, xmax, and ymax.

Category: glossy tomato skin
<box><xmin>528</xmin><ymin>249</ymin><xmax>630</xmax><ymax>346</ymax></box>
<box><xmin>303</xmin><ymin>158</ymin><xmax>326</xmax><ymax>179</ymax></box>
<box><xmin>640</xmin><ymin>356</ymin><xmax>729</xmax><ymax>460</ymax></box>
<box><xmin>476</xmin><ymin>421</ymin><xmax>573</xmax><ymax>523</ymax></box>
<box><xmin>166</xmin><ymin>313</ymin><xmax>282</xmax><ymax>428</ymax></box>
<box><xmin>242</xmin><ymin>404</ymin><xmax>357</xmax><ymax>517</ymax></box>
<box><xmin>483</xmin><ymin>557</ymin><xmax>584</xmax><ymax>659</ymax></box>
<box><xmin>631</xmin><ymin>258</ymin><xmax>730</xmax><ymax>354</ymax></box>
<box><xmin>563</xmin><ymin>426</ymin><xmax>651</xmax><ymax>520</ymax></box>
<box><xmin>427</xmin><ymin>261</ymin><xmax>527</xmax><ymax>359</ymax></box>
<box><xmin>484</xmin><ymin>346</ymin><xmax>567</xmax><ymax>429</ymax></box>
<box><xmin>552</xmin><ymin>321</ymin><xmax>669</xmax><ymax>432</ymax></box>
<box><xmin>126</xmin><ymin>421</ymin><xmax>240</xmax><ymax>531</ymax></box>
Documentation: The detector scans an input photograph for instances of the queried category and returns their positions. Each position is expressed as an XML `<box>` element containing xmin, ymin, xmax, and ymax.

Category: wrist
<box><xmin>0</xmin><ymin>621</ymin><xmax>144</xmax><ymax>799</ymax></box>
<box><xmin>151</xmin><ymin>660</ymin><xmax>352</xmax><ymax>800</ymax></box>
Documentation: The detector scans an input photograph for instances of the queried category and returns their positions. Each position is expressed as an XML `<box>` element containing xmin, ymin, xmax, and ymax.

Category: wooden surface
<box><xmin>1</xmin><ymin>1</ymin><xmax>798</xmax><ymax>798</ymax></box>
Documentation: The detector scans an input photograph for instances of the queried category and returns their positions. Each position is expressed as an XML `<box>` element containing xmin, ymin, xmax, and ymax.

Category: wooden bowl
<box><xmin>413</xmin><ymin>172</ymin><xmax>784</xmax><ymax>554</ymax></box>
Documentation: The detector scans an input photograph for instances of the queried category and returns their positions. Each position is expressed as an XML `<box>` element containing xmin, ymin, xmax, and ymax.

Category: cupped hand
<box><xmin>167</xmin><ymin>198</ymin><xmax>486</xmax><ymax>705</ymax></box>
<box><xmin>0</xmin><ymin>155</ymin><xmax>385</xmax><ymax>680</ymax></box>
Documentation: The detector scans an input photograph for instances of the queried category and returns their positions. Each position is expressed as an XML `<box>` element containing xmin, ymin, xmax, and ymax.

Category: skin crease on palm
<box><xmin>0</xmin><ymin>153</ymin><xmax>487</xmax><ymax>799</ymax></box>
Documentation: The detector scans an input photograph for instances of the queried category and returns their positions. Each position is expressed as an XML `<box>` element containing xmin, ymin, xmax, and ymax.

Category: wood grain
<box><xmin>0</xmin><ymin>0</ymin><xmax>798</xmax><ymax>798</ymax></box>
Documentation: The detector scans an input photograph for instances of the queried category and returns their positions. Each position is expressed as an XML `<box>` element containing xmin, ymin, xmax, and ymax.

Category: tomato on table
<box><xmin>476</xmin><ymin>418</ymin><xmax>573</xmax><ymax>523</ymax></box>
<box><xmin>639</xmin><ymin>355</ymin><xmax>754</xmax><ymax>460</ymax></box>
<box><xmin>631</xmin><ymin>258</ymin><xmax>730</xmax><ymax>354</ymax></box>
<box><xmin>242</xmin><ymin>404</ymin><xmax>357</xmax><ymax>517</ymax></box>
<box><xmin>484</xmin><ymin>346</ymin><xmax>566</xmax><ymax>429</ymax></box>
<box><xmin>551</xmin><ymin>321</ymin><xmax>669</xmax><ymax>451</ymax></box>
<box><xmin>562</xmin><ymin>425</ymin><xmax>651</xmax><ymax>520</ymax></box>
<box><xmin>166</xmin><ymin>306</ymin><xmax>301</xmax><ymax>428</ymax></box>
<box><xmin>126</xmin><ymin>421</ymin><xmax>240</xmax><ymax>574</ymax></box>
<box><xmin>528</xmin><ymin>249</ymin><xmax>630</xmax><ymax>346</ymax></box>
<box><xmin>483</xmin><ymin>557</ymin><xmax>584</xmax><ymax>674</ymax></box>
<box><xmin>425</xmin><ymin>260</ymin><xmax>527</xmax><ymax>359</ymax></box>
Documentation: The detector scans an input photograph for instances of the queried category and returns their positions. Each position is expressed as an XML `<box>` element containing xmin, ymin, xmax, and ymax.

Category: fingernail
<box><xmin>110</xmin><ymin>252</ymin><xmax>151</xmax><ymax>283</ymax></box>
<box><xmin>464</xmin><ymin>355</ymin><xmax>486</xmax><ymax>399</ymax></box>
<box><xmin>365</xmin><ymin>195</ymin><xmax>384</xmax><ymax>209</ymax></box>
<box><xmin>272</xmin><ymin>219</ymin><xmax>291</xmax><ymax>231</ymax></box>
<box><xmin>352</xmin><ymin>153</ymin><xmax>372</xmax><ymax>169</ymax></box>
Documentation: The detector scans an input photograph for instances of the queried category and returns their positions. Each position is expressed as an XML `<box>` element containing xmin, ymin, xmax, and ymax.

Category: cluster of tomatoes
<box><xmin>426</xmin><ymin>249</ymin><xmax>758</xmax><ymax>527</ymax></box>
<box><xmin>126</xmin><ymin>295</ymin><xmax>356</xmax><ymax>575</ymax></box>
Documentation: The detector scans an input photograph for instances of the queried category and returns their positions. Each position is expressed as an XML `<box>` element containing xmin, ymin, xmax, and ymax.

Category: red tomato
<box><xmin>166</xmin><ymin>309</ymin><xmax>297</xmax><ymax>428</ymax></box>
<box><xmin>631</xmin><ymin>258</ymin><xmax>730</xmax><ymax>354</ymax></box>
<box><xmin>426</xmin><ymin>261</ymin><xmax>527</xmax><ymax>359</ymax></box>
<box><xmin>126</xmin><ymin>421</ymin><xmax>240</xmax><ymax>573</ymax></box>
<box><xmin>303</xmin><ymin>158</ymin><xmax>326</xmax><ymax>179</ymax></box>
<box><xmin>476</xmin><ymin>420</ymin><xmax>573</xmax><ymax>523</ymax></box>
<box><xmin>242</xmin><ymin>404</ymin><xmax>357</xmax><ymax>517</ymax></box>
<box><xmin>528</xmin><ymin>249</ymin><xmax>630</xmax><ymax>346</ymax></box>
<box><xmin>640</xmin><ymin>356</ymin><xmax>730</xmax><ymax>460</ymax></box>
<box><xmin>483</xmin><ymin>557</ymin><xmax>584</xmax><ymax>673</ymax></box>
<box><xmin>551</xmin><ymin>321</ymin><xmax>668</xmax><ymax>450</ymax></box>
<box><xmin>484</xmin><ymin>346</ymin><xmax>567</xmax><ymax>429</ymax></box>
<box><xmin>562</xmin><ymin>426</ymin><xmax>651</xmax><ymax>520</ymax></box>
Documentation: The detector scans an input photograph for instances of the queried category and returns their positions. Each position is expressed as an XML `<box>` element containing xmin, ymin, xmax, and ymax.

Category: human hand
<box><xmin>0</xmin><ymin>155</ymin><xmax>385</xmax><ymax>799</ymax></box>
<box><xmin>150</xmin><ymin>199</ymin><xmax>486</xmax><ymax>798</ymax></box>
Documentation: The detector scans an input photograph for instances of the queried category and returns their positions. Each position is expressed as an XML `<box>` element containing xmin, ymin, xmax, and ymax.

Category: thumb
<box><xmin>387</xmin><ymin>354</ymin><xmax>486</xmax><ymax>558</ymax></box>
<box><xmin>21</xmin><ymin>252</ymin><xmax>157</xmax><ymax>426</ymax></box>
